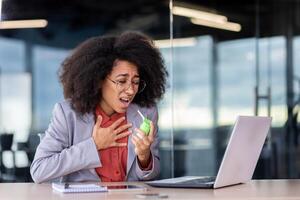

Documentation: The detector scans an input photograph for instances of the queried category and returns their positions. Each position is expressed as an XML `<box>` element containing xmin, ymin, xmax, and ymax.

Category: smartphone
<box><xmin>107</xmin><ymin>184</ymin><xmax>146</xmax><ymax>192</ymax></box>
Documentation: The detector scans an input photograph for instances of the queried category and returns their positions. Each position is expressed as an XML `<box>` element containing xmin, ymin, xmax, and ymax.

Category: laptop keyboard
<box><xmin>180</xmin><ymin>176</ymin><xmax>216</xmax><ymax>184</ymax></box>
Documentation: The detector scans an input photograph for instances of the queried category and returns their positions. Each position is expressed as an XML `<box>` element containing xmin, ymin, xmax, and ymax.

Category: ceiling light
<box><xmin>154</xmin><ymin>37</ymin><xmax>197</xmax><ymax>48</ymax></box>
<box><xmin>172</xmin><ymin>5</ymin><xmax>242</xmax><ymax>32</ymax></box>
<box><xmin>173</xmin><ymin>6</ymin><xmax>227</xmax><ymax>23</ymax></box>
<box><xmin>191</xmin><ymin>18</ymin><xmax>241</xmax><ymax>32</ymax></box>
<box><xmin>0</xmin><ymin>19</ymin><xmax>48</xmax><ymax>29</ymax></box>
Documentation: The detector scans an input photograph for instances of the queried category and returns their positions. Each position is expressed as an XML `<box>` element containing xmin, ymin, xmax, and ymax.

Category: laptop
<box><xmin>147</xmin><ymin>116</ymin><xmax>272</xmax><ymax>189</ymax></box>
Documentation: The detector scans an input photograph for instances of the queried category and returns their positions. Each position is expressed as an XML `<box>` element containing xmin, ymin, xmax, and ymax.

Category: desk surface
<box><xmin>0</xmin><ymin>180</ymin><xmax>300</xmax><ymax>200</ymax></box>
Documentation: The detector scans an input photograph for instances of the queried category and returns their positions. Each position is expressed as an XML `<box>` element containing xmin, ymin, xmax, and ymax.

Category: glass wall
<box><xmin>159</xmin><ymin>36</ymin><xmax>216</xmax><ymax>177</ymax></box>
<box><xmin>32</xmin><ymin>46</ymin><xmax>66</xmax><ymax>131</ymax></box>
<box><xmin>0</xmin><ymin>38</ymin><xmax>31</xmax><ymax>142</ymax></box>
<box><xmin>169</xmin><ymin>0</ymin><xmax>299</xmax><ymax>179</ymax></box>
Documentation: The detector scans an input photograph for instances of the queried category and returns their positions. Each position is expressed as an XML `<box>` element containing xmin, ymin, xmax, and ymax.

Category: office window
<box><xmin>218</xmin><ymin>38</ymin><xmax>255</xmax><ymax>125</ymax></box>
<box><xmin>0</xmin><ymin>37</ymin><xmax>25</xmax><ymax>73</ymax></box>
<box><xmin>32</xmin><ymin>45</ymin><xmax>67</xmax><ymax>131</ymax></box>
<box><xmin>260</xmin><ymin>37</ymin><xmax>286</xmax><ymax>126</ymax></box>
<box><xmin>0</xmin><ymin>74</ymin><xmax>31</xmax><ymax>141</ymax></box>
<box><xmin>218</xmin><ymin>37</ymin><xmax>286</xmax><ymax>126</ymax></box>
<box><xmin>293</xmin><ymin>37</ymin><xmax>300</xmax><ymax>107</ymax></box>
<box><xmin>159</xmin><ymin>36</ymin><xmax>215</xmax><ymax>177</ymax></box>
<box><xmin>160</xmin><ymin>36</ymin><xmax>213</xmax><ymax>129</ymax></box>
<box><xmin>0</xmin><ymin>37</ymin><xmax>31</xmax><ymax>141</ymax></box>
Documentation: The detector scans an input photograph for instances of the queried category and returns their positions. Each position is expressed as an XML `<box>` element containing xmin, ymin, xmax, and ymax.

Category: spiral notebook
<box><xmin>52</xmin><ymin>183</ymin><xmax>108</xmax><ymax>193</ymax></box>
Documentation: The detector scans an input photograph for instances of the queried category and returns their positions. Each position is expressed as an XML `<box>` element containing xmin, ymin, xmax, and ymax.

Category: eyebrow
<box><xmin>115</xmin><ymin>74</ymin><xmax>140</xmax><ymax>78</ymax></box>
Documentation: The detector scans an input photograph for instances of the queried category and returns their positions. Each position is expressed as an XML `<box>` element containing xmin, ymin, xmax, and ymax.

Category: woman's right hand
<box><xmin>92</xmin><ymin>115</ymin><xmax>132</xmax><ymax>150</ymax></box>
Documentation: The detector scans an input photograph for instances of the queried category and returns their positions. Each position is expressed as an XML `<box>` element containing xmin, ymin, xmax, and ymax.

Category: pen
<box><xmin>64</xmin><ymin>183</ymin><xmax>69</xmax><ymax>189</ymax></box>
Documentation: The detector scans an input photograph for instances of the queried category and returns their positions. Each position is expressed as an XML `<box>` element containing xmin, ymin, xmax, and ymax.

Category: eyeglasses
<box><xmin>107</xmin><ymin>77</ymin><xmax>146</xmax><ymax>93</ymax></box>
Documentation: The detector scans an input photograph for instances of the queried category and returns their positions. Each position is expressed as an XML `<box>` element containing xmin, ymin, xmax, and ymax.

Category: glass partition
<box><xmin>170</xmin><ymin>0</ymin><xmax>297</xmax><ymax>179</ymax></box>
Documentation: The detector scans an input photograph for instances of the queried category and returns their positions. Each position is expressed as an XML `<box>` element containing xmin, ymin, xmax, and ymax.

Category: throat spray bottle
<box><xmin>137</xmin><ymin>110</ymin><xmax>151</xmax><ymax>136</ymax></box>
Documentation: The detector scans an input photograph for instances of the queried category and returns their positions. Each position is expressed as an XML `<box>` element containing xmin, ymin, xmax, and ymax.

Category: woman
<box><xmin>30</xmin><ymin>31</ymin><xmax>167</xmax><ymax>183</ymax></box>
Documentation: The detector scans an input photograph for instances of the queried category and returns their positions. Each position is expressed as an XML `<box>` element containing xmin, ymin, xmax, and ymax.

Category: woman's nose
<box><xmin>124</xmin><ymin>83</ymin><xmax>135</xmax><ymax>94</ymax></box>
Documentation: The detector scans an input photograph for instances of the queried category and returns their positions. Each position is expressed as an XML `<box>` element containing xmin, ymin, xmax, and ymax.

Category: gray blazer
<box><xmin>30</xmin><ymin>100</ymin><xmax>160</xmax><ymax>183</ymax></box>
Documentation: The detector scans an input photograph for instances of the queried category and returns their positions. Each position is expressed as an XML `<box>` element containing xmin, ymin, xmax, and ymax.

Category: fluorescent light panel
<box><xmin>173</xmin><ymin>6</ymin><xmax>227</xmax><ymax>23</ymax></box>
<box><xmin>191</xmin><ymin>18</ymin><xmax>241</xmax><ymax>32</ymax></box>
<box><xmin>172</xmin><ymin>5</ymin><xmax>242</xmax><ymax>32</ymax></box>
<box><xmin>155</xmin><ymin>37</ymin><xmax>197</xmax><ymax>48</ymax></box>
<box><xmin>0</xmin><ymin>19</ymin><xmax>48</xmax><ymax>29</ymax></box>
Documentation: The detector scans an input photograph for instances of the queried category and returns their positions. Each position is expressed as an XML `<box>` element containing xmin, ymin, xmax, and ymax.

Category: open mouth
<box><xmin>119</xmin><ymin>97</ymin><xmax>131</xmax><ymax>107</ymax></box>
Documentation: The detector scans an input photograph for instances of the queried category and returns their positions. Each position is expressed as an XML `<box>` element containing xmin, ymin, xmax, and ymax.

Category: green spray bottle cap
<box><xmin>137</xmin><ymin>110</ymin><xmax>151</xmax><ymax>136</ymax></box>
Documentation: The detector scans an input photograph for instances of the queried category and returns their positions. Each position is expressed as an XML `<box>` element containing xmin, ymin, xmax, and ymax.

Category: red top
<box><xmin>95</xmin><ymin>106</ymin><xmax>128</xmax><ymax>182</ymax></box>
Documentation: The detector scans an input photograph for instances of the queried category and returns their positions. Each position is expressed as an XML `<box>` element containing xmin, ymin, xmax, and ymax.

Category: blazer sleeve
<box><xmin>134</xmin><ymin>106</ymin><xmax>160</xmax><ymax>180</ymax></box>
<box><xmin>30</xmin><ymin>103</ymin><xmax>100</xmax><ymax>183</ymax></box>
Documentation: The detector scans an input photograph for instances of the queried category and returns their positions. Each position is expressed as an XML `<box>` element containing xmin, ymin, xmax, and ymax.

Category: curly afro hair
<box><xmin>59</xmin><ymin>31</ymin><xmax>168</xmax><ymax>115</ymax></box>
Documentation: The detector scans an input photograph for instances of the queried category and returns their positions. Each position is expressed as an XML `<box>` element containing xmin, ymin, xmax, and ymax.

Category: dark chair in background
<box><xmin>0</xmin><ymin>133</ymin><xmax>16</xmax><ymax>182</ymax></box>
<box><xmin>0</xmin><ymin>132</ymin><xmax>41</xmax><ymax>182</ymax></box>
<box><xmin>16</xmin><ymin>133</ymin><xmax>40</xmax><ymax>182</ymax></box>
<box><xmin>20</xmin><ymin>133</ymin><xmax>40</xmax><ymax>164</ymax></box>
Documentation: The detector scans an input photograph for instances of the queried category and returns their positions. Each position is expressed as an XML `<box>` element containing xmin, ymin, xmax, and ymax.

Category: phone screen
<box><xmin>107</xmin><ymin>184</ymin><xmax>146</xmax><ymax>192</ymax></box>
<box><xmin>107</xmin><ymin>185</ymin><xmax>142</xmax><ymax>189</ymax></box>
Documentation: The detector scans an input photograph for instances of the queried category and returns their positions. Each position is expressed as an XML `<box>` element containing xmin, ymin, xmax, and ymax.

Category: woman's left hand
<box><xmin>132</xmin><ymin>121</ymin><xmax>155</xmax><ymax>168</ymax></box>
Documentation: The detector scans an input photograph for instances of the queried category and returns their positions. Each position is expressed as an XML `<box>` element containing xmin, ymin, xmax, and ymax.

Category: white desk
<box><xmin>1</xmin><ymin>180</ymin><xmax>300</xmax><ymax>200</ymax></box>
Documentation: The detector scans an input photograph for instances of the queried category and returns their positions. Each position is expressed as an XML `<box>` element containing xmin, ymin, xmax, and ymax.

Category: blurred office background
<box><xmin>0</xmin><ymin>0</ymin><xmax>299</xmax><ymax>182</ymax></box>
